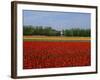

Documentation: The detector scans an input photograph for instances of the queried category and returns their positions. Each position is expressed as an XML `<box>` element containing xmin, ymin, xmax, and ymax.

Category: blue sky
<box><xmin>23</xmin><ymin>10</ymin><xmax>91</xmax><ymax>31</ymax></box>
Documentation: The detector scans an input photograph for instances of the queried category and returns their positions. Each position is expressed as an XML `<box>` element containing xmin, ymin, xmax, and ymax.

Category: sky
<box><xmin>23</xmin><ymin>10</ymin><xmax>91</xmax><ymax>31</ymax></box>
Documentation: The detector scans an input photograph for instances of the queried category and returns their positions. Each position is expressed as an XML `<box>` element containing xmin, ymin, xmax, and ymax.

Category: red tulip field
<box><xmin>23</xmin><ymin>36</ymin><xmax>91</xmax><ymax>69</ymax></box>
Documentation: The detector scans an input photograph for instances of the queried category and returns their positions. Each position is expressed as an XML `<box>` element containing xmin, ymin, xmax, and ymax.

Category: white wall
<box><xmin>0</xmin><ymin>0</ymin><xmax>99</xmax><ymax>80</ymax></box>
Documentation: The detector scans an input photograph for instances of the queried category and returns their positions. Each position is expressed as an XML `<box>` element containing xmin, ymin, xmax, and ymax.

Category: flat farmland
<box><xmin>23</xmin><ymin>36</ymin><xmax>91</xmax><ymax>69</ymax></box>
<box><xmin>23</xmin><ymin>36</ymin><xmax>90</xmax><ymax>41</ymax></box>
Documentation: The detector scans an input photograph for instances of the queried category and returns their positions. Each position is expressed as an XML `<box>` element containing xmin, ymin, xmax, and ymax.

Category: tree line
<box><xmin>23</xmin><ymin>26</ymin><xmax>90</xmax><ymax>37</ymax></box>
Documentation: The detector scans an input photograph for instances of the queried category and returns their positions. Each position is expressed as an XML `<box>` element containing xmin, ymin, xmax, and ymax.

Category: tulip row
<box><xmin>23</xmin><ymin>41</ymin><xmax>90</xmax><ymax>69</ymax></box>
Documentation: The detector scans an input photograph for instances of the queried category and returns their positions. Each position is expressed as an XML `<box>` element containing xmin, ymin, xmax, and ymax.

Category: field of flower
<box><xmin>23</xmin><ymin>36</ymin><xmax>91</xmax><ymax>69</ymax></box>
<box><xmin>24</xmin><ymin>36</ymin><xmax>90</xmax><ymax>41</ymax></box>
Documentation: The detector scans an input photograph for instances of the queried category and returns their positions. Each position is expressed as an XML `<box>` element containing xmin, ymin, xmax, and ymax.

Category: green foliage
<box><xmin>23</xmin><ymin>25</ymin><xmax>33</xmax><ymax>35</ymax></box>
<box><xmin>63</xmin><ymin>28</ymin><xmax>90</xmax><ymax>37</ymax></box>
<box><xmin>23</xmin><ymin>26</ymin><xmax>61</xmax><ymax>36</ymax></box>
<box><xmin>23</xmin><ymin>26</ymin><xmax>90</xmax><ymax>37</ymax></box>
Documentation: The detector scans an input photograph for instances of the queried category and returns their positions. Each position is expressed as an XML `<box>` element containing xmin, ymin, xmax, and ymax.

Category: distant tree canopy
<box><xmin>23</xmin><ymin>26</ymin><xmax>61</xmax><ymax>36</ymax></box>
<box><xmin>63</xmin><ymin>28</ymin><xmax>90</xmax><ymax>37</ymax></box>
<box><xmin>23</xmin><ymin>25</ymin><xmax>90</xmax><ymax>37</ymax></box>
